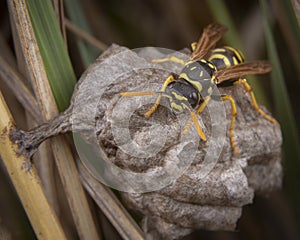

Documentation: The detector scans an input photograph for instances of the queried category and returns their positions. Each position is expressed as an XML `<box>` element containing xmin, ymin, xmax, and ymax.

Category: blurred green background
<box><xmin>0</xmin><ymin>0</ymin><xmax>300</xmax><ymax>239</ymax></box>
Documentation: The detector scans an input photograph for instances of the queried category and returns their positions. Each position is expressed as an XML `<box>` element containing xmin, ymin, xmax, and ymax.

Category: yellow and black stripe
<box><xmin>208</xmin><ymin>46</ymin><xmax>244</xmax><ymax>70</ymax></box>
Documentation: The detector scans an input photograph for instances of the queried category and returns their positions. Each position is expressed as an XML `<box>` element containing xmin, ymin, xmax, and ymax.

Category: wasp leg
<box><xmin>188</xmin><ymin>110</ymin><xmax>207</xmax><ymax>141</ymax></box>
<box><xmin>221</xmin><ymin>95</ymin><xmax>238</xmax><ymax>155</ymax></box>
<box><xmin>144</xmin><ymin>75</ymin><xmax>175</xmax><ymax>118</ymax></box>
<box><xmin>151</xmin><ymin>55</ymin><xmax>185</xmax><ymax>65</ymax></box>
<box><xmin>182</xmin><ymin>96</ymin><xmax>211</xmax><ymax>139</ymax></box>
<box><xmin>233</xmin><ymin>79</ymin><xmax>278</xmax><ymax>125</ymax></box>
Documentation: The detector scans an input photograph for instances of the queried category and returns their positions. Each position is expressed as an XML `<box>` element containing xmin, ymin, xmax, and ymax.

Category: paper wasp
<box><xmin>121</xmin><ymin>23</ymin><xmax>277</xmax><ymax>155</ymax></box>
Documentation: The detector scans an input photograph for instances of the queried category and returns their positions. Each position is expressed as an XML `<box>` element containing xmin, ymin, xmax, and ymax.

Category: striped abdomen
<box><xmin>208</xmin><ymin>46</ymin><xmax>244</xmax><ymax>70</ymax></box>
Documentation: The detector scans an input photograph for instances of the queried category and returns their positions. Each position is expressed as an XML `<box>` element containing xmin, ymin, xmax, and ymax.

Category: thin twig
<box><xmin>65</xmin><ymin>18</ymin><xmax>108</xmax><ymax>51</ymax></box>
<box><xmin>53</xmin><ymin>0</ymin><xmax>67</xmax><ymax>46</ymax></box>
<box><xmin>0</xmin><ymin>55</ymin><xmax>43</xmax><ymax>123</ymax></box>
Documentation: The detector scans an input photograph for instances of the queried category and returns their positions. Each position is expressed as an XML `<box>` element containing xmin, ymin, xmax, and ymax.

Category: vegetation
<box><xmin>0</xmin><ymin>0</ymin><xmax>299</xmax><ymax>239</ymax></box>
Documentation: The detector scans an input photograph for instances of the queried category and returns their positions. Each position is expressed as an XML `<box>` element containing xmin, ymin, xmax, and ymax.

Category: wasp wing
<box><xmin>215</xmin><ymin>60</ymin><xmax>272</xmax><ymax>84</ymax></box>
<box><xmin>190</xmin><ymin>23</ymin><xmax>228</xmax><ymax>61</ymax></box>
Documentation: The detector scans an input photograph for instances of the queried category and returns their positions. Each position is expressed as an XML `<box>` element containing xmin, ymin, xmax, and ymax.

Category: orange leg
<box><xmin>234</xmin><ymin>79</ymin><xmax>278</xmax><ymax>125</ymax></box>
<box><xmin>144</xmin><ymin>75</ymin><xmax>175</xmax><ymax>118</ymax></box>
<box><xmin>182</xmin><ymin>96</ymin><xmax>211</xmax><ymax>137</ymax></box>
<box><xmin>188</xmin><ymin>109</ymin><xmax>207</xmax><ymax>141</ymax></box>
<box><xmin>184</xmin><ymin>94</ymin><xmax>239</xmax><ymax>154</ymax></box>
<box><xmin>120</xmin><ymin>75</ymin><xmax>175</xmax><ymax>117</ymax></box>
<box><xmin>221</xmin><ymin>95</ymin><xmax>238</xmax><ymax>155</ymax></box>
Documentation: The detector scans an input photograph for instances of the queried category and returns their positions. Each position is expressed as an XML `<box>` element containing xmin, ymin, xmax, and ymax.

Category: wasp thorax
<box><xmin>177</xmin><ymin>59</ymin><xmax>217</xmax><ymax>100</ymax></box>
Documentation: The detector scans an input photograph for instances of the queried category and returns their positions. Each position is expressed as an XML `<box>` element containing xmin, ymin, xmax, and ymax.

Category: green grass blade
<box><xmin>260</xmin><ymin>0</ymin><xmax>300</xmax><ymax>230</ymax></box>
<box><xmin>275</xmin><ymin>0</ymin><xmax>300</xmax><ymax>74</ymax></box>
<box><xmin>64</xmin><ymin>0</ymin><xmax>100</xmax><ymax>67</ymax></box>
<box><xmin>27</xmin><ymin>0</ymin><xmax>76</xmax><ymax>111</ymax></box>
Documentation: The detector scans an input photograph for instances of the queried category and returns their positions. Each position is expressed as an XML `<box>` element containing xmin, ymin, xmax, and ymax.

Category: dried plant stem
<box><xmin>7</xmin><ymin>0</ymin><xmax>100</xmax><ymax>239</ymax></box>
<box><xmin>52</xmin><ymin>0</ymin><xmax>67</xmax><ymax>45</ymax></box>
<box><xmin>0</xmin><ymin>55</ymin><xmax>43</xmax><ymax>123</ymax></box>
<box><xmin>0</xmin><ymin>90</ymin><xmax>67</xmax><ymax>240</ymax></box>
<box><xmin>79</xmin><ymin>161</ymin><xmax>145</xmax><ymax>240</ymax></box>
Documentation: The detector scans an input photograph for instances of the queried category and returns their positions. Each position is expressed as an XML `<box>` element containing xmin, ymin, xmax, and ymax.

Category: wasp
<box><xmin>121</xmin><ymin>23</ymin><xmax>278</xmax><ymax>155</ymax></box>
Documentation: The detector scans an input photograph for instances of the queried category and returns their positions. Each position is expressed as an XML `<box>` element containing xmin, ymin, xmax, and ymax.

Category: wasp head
<box><xmin>165</xmin><ymin>81</ymin><xmax>198</xmax><ymax>114</ymax></box>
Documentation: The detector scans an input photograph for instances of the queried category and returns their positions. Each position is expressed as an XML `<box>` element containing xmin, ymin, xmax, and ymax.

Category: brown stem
<box><xmin>10</xmin><ymin>106</ymin><xmax>72</xmax><ymax>159</ymax></box>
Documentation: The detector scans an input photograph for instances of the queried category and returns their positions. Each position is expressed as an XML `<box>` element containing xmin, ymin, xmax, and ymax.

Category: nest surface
<box><xmin>73</xmin><ymin>45</ymin><xmax>282</xmax><ymax>240</ymax></box>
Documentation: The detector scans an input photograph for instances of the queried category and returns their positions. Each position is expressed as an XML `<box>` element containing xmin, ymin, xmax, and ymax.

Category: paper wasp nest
<box><xmin>10</xmin><ymin>42</ymin><xmax>282</xmax><ymax>240</ymax></box>
<box><xmin>73</xmin><ymin>45</ymin><xmax>282</xmax><ymax>240</ymax></box>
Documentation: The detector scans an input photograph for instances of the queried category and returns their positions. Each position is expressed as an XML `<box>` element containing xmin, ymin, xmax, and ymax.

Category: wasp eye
<box><xmin>188</xmin><ymin>92</ymin><xmax>199</xmax><ymax>108</ymax></box>
<box><xmin>191</xmin><ymin>92</ymin><xmax>198</xmax><ymax>100</ymax></box>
